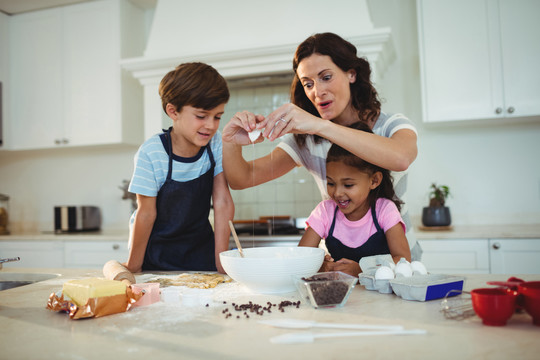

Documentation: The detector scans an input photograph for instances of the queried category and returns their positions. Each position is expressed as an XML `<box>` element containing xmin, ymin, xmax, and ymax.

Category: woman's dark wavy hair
<box><xmin>291</xmin><ymin>32</ymin><xmax>381</xmax><ymax>147</ymax></box>
<box><xmin>326</xmin><ymin>122</ymin><xmax>402</xmax><ymax>212</ymax></box>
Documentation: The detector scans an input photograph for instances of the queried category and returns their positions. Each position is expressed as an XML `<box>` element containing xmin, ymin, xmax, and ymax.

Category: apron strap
<box><xmin>166</xmin><ymin>127</ymin><xmax>174</xmax><ymax>181</ymax></box>
<box><xmin>371</xmin><ymin>204</ymin><xmax>383</xmax><ymax>233</ymax></box>
<box><xmin>328</xmin><ymin>206</ymin><xmax>340</xmax><ymax>238</ymax></box>
<box><xmin>165</xmin><ymin>126</ymin><xmax>215</xmax><ymax>181</ymax></box>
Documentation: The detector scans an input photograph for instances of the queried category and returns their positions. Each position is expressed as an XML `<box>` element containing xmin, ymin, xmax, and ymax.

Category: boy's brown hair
<box><xmin>159</xmin><ymin>62</ymin><xmax>230</xmax><ymax>113</ymax></box>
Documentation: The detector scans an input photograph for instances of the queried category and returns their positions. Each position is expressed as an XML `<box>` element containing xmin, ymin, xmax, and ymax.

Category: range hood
<box><xmin>121</xmin><ymin>0</ymin><xmax>395</xmax><ymax>139</ymax></box>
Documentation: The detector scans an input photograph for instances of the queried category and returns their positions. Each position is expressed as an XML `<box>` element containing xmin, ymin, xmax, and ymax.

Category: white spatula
<box><xmin>270</xmin><ymin>329</ymin><xmax>427</xmax><ymax>344</ymax></box>
<box><xmin>259</xmin><ymin>318</ymin><xmax>404</xmax><ymax>331</ymax></box>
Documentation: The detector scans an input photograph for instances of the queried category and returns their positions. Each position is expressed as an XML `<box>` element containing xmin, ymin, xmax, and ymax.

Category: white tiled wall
<box><xmin>220</xmin><ymin>82</ymin><xmax>321</xmax><ymax>220</ymax></box>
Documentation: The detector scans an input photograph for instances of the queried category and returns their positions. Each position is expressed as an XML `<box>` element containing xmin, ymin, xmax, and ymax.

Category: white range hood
<box><xmin>122</xmin><ymin>0</ymin><xmax>395</xmax><ymax>139</ymax></box>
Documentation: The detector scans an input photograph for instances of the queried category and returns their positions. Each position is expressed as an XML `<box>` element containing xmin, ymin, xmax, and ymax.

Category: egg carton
<box><xmin>359</xmin><ymin>274</ymin><xmax>393</xmax><ymax>294</ymax></box>
<box><xmin>358</xmin><ymin>255</ymin><xmax>395</xmax><ymax>294</ymax></box>
<box><xmin>389</xmin><ymin>274</ymin><xmax>466</xmax><ymax>302</ymax></box>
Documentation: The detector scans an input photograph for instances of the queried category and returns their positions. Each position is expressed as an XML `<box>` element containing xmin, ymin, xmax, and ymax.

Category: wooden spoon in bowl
<box><xmin>228</xmin><ymin>220</ymin><xmax>244</xmax><ymax>257</ymax></box>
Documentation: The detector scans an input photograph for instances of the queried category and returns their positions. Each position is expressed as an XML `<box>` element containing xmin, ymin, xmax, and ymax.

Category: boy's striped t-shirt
<box><xmin>128</xmin><ymin>130</ymin><xmax>223</xmax><ymax>197</ymax></box>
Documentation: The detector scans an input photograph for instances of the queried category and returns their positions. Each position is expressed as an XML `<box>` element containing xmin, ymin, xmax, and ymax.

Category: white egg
<box><xmin>374</xmin><ymin>266</ymin><xmax>395</xmax><ymax>280</ymax></box>
<box><xmin>248</xmin><ymin>129</ymin><xmax>263</xmax><ymax>143</ymax></box>
<box><xmin>410</xmin><ymin>261</ymin><xmax>428</xmax><ymax>275</ymax></box>
<box><xmin>394</xmin><ymin>258</ymin><xmax>413</xmax><ymax>278</ymax></box>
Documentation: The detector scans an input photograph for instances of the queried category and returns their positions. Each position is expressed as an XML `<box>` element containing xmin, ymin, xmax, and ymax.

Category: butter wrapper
<box><xmin>47</xmin><ymin>286</ymin><xmax>143</xmax><ymax>319</ymax></box>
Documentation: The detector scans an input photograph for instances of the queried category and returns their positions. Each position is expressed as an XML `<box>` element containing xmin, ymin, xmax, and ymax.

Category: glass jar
<box><xmin>0</xmin><ymin>193</ymin><xmax>9</xmax><ymax>235</ymax></box>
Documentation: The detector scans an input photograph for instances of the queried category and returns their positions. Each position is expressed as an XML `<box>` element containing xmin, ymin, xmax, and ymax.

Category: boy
<box><xmin>126</xmin><ymin>62</ymin><xmax>234</xmax><ymax>273</ymax></box>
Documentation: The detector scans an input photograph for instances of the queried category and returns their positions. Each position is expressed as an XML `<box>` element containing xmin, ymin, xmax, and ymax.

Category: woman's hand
<box><xmin>261</xmin><ymin>103</ymin><xmax>325</xmax><ymax>141</ymax></box>
<box><xmin>222</xmin><ymin>110</ymin><xmax>265</xmax><ymax>145</ymax></box>
<box><xmin>331</xmin><ymin>258</ymin><xmax>361</xmax><ymax>277</ymax></box>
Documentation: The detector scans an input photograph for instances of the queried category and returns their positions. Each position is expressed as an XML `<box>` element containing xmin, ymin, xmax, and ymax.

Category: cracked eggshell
<box><xmin>248</xmin><ymin>129</ymin><xmax>263</xmax><ymax>143</ymax></box>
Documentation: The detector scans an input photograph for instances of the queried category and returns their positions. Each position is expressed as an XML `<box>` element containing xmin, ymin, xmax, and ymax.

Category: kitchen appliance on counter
<box><xmin>54</xmin><ymin>206</ymin><xmax>101</xmax><ymax>233</ymax></box>
<box><xmin>233</xmin><ymin>216</ymin><xmax>304</xmax><ymax>236</ymax></box>
<box><xmin>0</xmin><ymin>193</ymin><xmax>9</xmax><ymax>235</ymax></box>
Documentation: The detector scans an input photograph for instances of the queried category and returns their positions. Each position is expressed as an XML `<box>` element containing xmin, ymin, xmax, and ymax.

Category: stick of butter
<box><xmin>63</xmin><ymin>278</ymin><xmax>127</xmax><ymax>307</ymax></box>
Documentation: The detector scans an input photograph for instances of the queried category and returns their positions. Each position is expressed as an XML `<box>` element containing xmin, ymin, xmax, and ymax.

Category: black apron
<box><xmin>142</xmin><ymin>128</ymin><xmax>216</xmax><ymax>271</ymax></box>
<box><xmin>325</xmin><ymin>205</ymin><xmax>390</xmax><ymax>262</ymax></box>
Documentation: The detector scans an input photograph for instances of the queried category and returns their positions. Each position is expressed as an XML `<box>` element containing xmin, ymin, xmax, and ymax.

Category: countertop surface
<box><xmin>1</xmin><ymin>224</ymin><xmax>540</xmax><ymax>242</ymax></box>
<box><xmin>1</xmin><ymin>268</ymin><xmax>539</xmax><ymax>360</ymax></box>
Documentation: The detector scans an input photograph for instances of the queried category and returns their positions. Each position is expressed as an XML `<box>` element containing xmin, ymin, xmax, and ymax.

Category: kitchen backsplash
<box><xmin>161</xmin><ymin>79</ymin><xmax>322</xmax><ymax>220</ymax></box>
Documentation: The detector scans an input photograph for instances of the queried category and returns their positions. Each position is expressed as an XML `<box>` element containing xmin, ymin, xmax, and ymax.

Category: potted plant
<box><xmin>422</xmin><ymin>183</ymin><xmax>451</xmax><ymax>227</ymax></box>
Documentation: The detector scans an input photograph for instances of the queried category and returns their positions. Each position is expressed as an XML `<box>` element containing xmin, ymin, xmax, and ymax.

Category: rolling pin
<box><xmin>103</xmin><ymin>260</ymin><xmax>136</xmax><ymax>286</ymax></box>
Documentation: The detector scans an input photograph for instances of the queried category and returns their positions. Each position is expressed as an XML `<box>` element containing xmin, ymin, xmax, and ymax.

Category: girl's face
<box><xmin>296</xmin><ymin>54</ymin><xmax>357</xmax><ymax>124</ymax></box>
<box><xmin>168</xmin><ymin>103</ymin><xmax>225</xmax><ymax>157</ymax></box>
<box><xmin>326</xmin><ymin>161</ymin><xmax>381</xmax><ymax>221</ymax></box>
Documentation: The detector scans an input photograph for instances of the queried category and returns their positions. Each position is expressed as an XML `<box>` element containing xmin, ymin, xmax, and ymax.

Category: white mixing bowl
<box><xmin>219</xmin><ymin>246</ymin><xmax>325</xmax><ymax>294</ymax></box>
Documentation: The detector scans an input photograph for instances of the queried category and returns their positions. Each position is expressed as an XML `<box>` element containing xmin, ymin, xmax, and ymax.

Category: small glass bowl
<box><xmin>293</xmin><ymin>271</ymin><xmax>357</xmax><ymax>309</ymax></box>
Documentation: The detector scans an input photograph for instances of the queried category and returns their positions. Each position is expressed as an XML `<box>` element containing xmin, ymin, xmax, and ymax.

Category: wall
<box><xmin>0</xmin><ymin>11</ymin><xmax>8</xmax><ymax>147</ymax></box>
<box><xmin>367</xmin><ymin>0</ymin><xmax>540</xmax><ymax>225</ymax></box>
<box><xmin>0</xmin><ymin>0</ymin><xmax>539</xmax><ymax>234</ymax></box>
<box><xmin>144</xmin><ymin>0</ymin><xmax>374</xmax><ymax>59</ymax></box>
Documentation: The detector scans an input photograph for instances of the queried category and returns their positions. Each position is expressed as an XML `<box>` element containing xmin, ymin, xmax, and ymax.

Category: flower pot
<box><xmin>422</xmin><ymin>206</ymin><xmax>451</xmax><ymax>227</ymax></box>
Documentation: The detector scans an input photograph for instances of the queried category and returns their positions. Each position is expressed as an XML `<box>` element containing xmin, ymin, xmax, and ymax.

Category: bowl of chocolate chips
<box><xmin>294</xmin><ymin>271</ymin><xmax>358</xmax><ymax>308</ymax></box>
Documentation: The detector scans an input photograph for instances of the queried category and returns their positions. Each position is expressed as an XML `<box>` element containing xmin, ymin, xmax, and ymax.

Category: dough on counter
<box><xmin>146</xmin><ymin>273</ymin><xmax>231</xmax><ymax>289</ymax></box>
<box><xmin>62</xmin><ymin>278</ymin><xmax>127</xmax><ymax>307</ymax></box>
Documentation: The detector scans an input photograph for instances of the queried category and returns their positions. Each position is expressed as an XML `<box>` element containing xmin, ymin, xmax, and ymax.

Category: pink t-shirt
<box><xmin>306</xmin><ymin>198</ymin><xmax>405</xmax><ymax>248</ymax></box>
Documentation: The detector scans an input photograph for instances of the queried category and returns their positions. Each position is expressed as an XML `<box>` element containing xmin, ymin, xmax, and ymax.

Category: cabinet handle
<box><xmin>495</xmin><ymin>107</ymin><xmax>503</xmax><ymax>114</ymax></box>
<box><xmin>492</xmin><ymin>242</ymin><xmax>501</xmax><ymax>250</ymax></box>
<box><xmin>507</xmin><ymin>106</ymin><xmax>515</xmax><ymax>114</ymax></box>
<box><xmin>62</xmin><ymin>138</ymin><xmax>69</xmax><ymax>144</ymax></box>
<box><xmin>55</xmin><ymin>139</ymin><xmax>61</xmax><ymax>145</ymax></box>
<box><xmin>112</xmin><ymin>244</ymin><xmax>120</xmax><ymax>250</ymax></box>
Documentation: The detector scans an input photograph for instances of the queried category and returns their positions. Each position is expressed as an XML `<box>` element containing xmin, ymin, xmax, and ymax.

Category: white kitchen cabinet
<box><xmin>64</xmin><ymin>241</ymin><xmax>129</xmax><ymax>269</ymax></box>
<box><xmin>417</xmin><ymin>0</ymin><xmax>540</xmax><ymax>123</ymax></box>
<box><xmin>489</xmin><ymin>239</ymin><xmax>540</xmax><ymax>274</ymax></box>
<box><xmin>0</xmin><ymin>240</ymin><xmax>64</xmax><ymax>268</ymax></box>
<box><xmin>417</xmin><ymin>239</ymin><xmax>490</xmax><ymax>274</ymax></box>
<box><xmin>8</xmin><ymin>9</ymin><xmax>64</xmax><ymax>149</ymax></box>
<box><xmin>7</xmin><ymin>0</ymin><xmax>144</xmax><ymax>150</ymax></box>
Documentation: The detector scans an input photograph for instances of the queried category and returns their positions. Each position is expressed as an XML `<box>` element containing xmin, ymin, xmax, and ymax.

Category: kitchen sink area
<box><xmin>0</xmin><ymin>272</ymin><xmax>60</xmax><ymax>291</ymax></box>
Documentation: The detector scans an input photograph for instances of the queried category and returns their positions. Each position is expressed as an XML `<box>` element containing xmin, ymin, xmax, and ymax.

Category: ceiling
<box><xmin>0</xmin><ymin>0</ymin><xmax>154</xmax><ymax>15</ymax></box>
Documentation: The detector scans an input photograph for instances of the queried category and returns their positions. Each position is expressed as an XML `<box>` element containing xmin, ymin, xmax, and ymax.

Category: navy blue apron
<box><xmin>325</xmin><ymin>205</ymin><xmax>390</xmax><ymax>262</ymax></box>
<box><xmin>142</xmin><ymin>127</ymin><xmax>216</xmax><ymax>271</ymax></box>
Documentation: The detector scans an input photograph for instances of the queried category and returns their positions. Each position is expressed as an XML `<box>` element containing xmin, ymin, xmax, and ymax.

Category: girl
<box><xmin>299</xmin><ymin>122</ymin><xmax>411</xmax><ymax>277</ymax></box>
<box><xmin>126</xmin><ymin>62</ymin><xmax>234</xmax><ymax>273</ymax></box>
<box><xmin>222</xmin><ymin>32</ymin><xmax>421</xmax><ymax>260</ymax></box>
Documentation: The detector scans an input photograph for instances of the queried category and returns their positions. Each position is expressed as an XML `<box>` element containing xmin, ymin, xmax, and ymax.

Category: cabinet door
<box><xmin>62</xmin><ymin>0</ymin><xmax>120</xmax><ymax>146</ymax></box>
<box><xmin>64</xmin><ymin>241</ymin><xmax>128</xmax><ymax>269</ymax></box>
<box><xmin>489</xmin><ymin>239</ymin><xmax>540</xmax><ymax>274</ymax></box>
<box><xmin>9</xmin><ymin>9</ymin><xmax>64</xmax><ymax>150</ymax></box>
<box><xmin>417</xmin><ymin>239</ymin><xmax>490</xmax><ymax>274</ymax></box>
<box><xmin>417</xmin><ymin>0</ymin><xmax>503</xmax><ymax>123</ymax></box>
<box><xmin>498</xmin><ymin>0</ymin><xmax>540</xmax><ymax>118</ymax></box>
<box><xmin>0</xmin><ymin>241</ymin><xmax>64</xmax><ymax>268</ymax></box>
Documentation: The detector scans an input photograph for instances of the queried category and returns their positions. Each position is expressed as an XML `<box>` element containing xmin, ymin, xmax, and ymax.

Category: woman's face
<box><xmin>296</xmin><ymin>54</ymin><xmax>357</xmax><ymax>124</ymax></box>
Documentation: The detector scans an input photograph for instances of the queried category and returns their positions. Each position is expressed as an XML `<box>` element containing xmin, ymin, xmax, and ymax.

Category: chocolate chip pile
<box><xmin>302</xmin><ymin>274</ymin><xmax>350</xmax><ymax>306</ymax></box>
<box><xmin>220</xmin><ymin>300</ymin><xmax>301</xmax><ymax>319</ymax></box>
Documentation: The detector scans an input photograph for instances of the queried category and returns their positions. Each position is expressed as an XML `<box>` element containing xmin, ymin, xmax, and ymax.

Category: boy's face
<box><xmin>169</xmin><ymin>103</ymin><xmax>225</xmax><ymax>154</ymax></box>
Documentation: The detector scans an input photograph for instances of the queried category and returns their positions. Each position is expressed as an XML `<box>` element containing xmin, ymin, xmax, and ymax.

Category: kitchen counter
<box><xmin>414</xmin><ymin>224</ymin><xmax>540</xmax><ymax>240</ymax></box>
<box><xmin>1</xmin><ymin>268</ymin><xmax>539</xmax><ymax>360</ymax></box>
<box><xmin>2</xmin><ymin>224</ymin><xmax>539</xmax><ymax>242</ymax></box>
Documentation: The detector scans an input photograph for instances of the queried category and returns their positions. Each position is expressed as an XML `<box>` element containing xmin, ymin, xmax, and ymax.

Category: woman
<box><xmin>222</xmin><ymin>32</ymin><xmax>421</xmax><ymax>260</ymax></box>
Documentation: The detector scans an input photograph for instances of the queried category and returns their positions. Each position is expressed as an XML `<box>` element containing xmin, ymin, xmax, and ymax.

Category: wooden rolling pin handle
<box><xmin>103</xmin><ymin>260</ymin><xmax>136</xmax><ymax>285</ymax></box>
